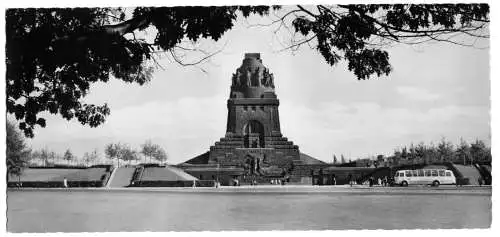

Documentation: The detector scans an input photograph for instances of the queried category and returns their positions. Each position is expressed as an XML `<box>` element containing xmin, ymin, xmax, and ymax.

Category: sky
<box><xmin>16</xmin><ymin>5</ymin><xmax>491</xmax><ymax>164</ymax></box>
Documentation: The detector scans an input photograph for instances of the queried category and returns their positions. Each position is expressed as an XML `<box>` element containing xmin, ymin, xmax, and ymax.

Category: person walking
<box><xmin>63</xmin><ymin>177</ymin><xmax>68</xmax><ymax>189</ymax></box>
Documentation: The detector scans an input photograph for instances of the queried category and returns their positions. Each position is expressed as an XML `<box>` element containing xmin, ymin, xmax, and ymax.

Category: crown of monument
<box><xmin>230</xmin><ymin>53</ymin><xmax>275</xmax><ymax>98</ymax></box>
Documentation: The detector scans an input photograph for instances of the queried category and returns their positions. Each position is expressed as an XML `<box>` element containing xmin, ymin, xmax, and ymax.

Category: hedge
<box><xmin>130</xmin><ymin>180</ymin><xmax>215</xmax><ymax>187</ymax></box>
<box><xmin>7</xmin><ymin>181</ymin><xmax>105</xmax><ymax>188</ymax></box>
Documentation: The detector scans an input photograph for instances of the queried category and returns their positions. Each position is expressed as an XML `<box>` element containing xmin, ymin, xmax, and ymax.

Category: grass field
<box><xmin>7</xmin><ymin>187</ymin><xmax>491</xmax><ymax>232</ymax></box>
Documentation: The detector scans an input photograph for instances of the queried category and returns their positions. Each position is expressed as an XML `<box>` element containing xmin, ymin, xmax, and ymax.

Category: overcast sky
<box><xmin>20</xmin><ymin>6</ymin><xmax>490</xmax><ymax>164</ymax></box>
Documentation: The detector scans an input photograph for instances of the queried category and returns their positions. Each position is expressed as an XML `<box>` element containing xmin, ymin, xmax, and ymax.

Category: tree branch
<box><xmin>51</xmin><ymin>14</ymin><xmax>151</xmax><ymax>44</ymax></box>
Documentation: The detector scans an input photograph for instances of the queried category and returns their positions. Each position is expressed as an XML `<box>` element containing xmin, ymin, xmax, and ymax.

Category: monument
<box><xmin>179</xmin><ymin>53</ymin><xmax>325</xmax><ymax>183</ymax></box>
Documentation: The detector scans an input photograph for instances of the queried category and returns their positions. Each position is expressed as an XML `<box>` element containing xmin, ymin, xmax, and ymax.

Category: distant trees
<box><xmin>120</xmin><ymin>145</ymin><xmax>139</xmax><ymax>165</ymax></box>
<box><xmin>105</xmin><ymin>141</ymin><xmax>167</xmax><ymax>167</ymax></box>
<box><xmin>33</xmin><ymin>148</ymin><xmax>51</xmax><ymax>166</ymax></box>
<box><xmin>387</xmin><ymin>138</ymin><xmax>491</xmax><ymax>166</ymax></box>
<box><xmin>437</xmin><ymin>138</ymin><xmax>454</xmax><ymax>163</ymax></box>
<box><xmin>63</xmin><ymin>149</ymin><xmax>74</xmax><ymax>165</ymax></box>
<box><xmin>456</xmin><ymin>139</ymin><xmax>471</xmax><ymax>165</ymax></box>
<box><xmin>6</xmin><ymin>120</ymin><xmax>31</xmax><ymax>177</ymax></box>
<box><xmin>83</xmin><ymin>149</ymin><xmax>99</xmax><ymax>166</ymax></box>
<box><xmin>105</xmin><ymin>143</ymin><xmax>123</xmax><ymax>166</ymax></box>
<box><xmin>470</xmin><ymin>139</ymin><xmax>491</xmax><ymax>164</ymax></box>
<box><xmin>141</xmin><ymin>140</ymin><xmax>168</xmax><ymax>164</ymax></box>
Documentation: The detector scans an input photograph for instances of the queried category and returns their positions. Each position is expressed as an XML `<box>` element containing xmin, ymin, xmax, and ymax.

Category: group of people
<box><xmin>366</xmin><ymin>176</ymin><xmax>390</xmax><ymax>187</ymax></box>
<box><xmin>317</xmin><ymin>174</ymin><xmax>391</xmax><ymax>187</ymax></box>
<box><xmin>270</xmin><ymin>179</ymin><xmax>285</xmax><ymax>185</ymax></box>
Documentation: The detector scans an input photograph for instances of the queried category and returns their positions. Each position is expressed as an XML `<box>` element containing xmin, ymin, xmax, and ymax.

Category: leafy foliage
<box><xmin>6</xmin><ymin>120</ymin><xmax>31</xmax><ymax>176</ymax></box>
<box><xmin>141</xmin><ymin>140</ymin><xmax>168</xmax><ymax>163</ymax></box>
<box><xmin>385</xmin><ymin>138</ymin><xmax>491</xmax><ymax>166</ymax></box>
<box><xmin>105</xmin><ymin>142</ymin><xmax>141</xmax><ymax>165</ymax></box>
<box><xmin>6</xmin><ymin>5</ymin><xmax>488</xmax><ymax>136</ymax></box>
<box><xmin>83</xmin><ymin>149</ymin><xmax>99</xmax><ymax>165</ymax></box>
<box><xmin>120</xmin><ymin>145</ymin><xmax>139</xmax><ymax>164</ymax></box>
<box><xmin>63</xmin><ymin>149</ymin><xmax>74</xmax><ymax>163</ymax></box>
<box><xmin>6</xmin><ymin>6</ymin><xmax>276</xmax><ymax>137</ymax></box>
<box><xmin>290</xmin><ymin>4</ymin><xmax>488</xmax><ymax>80</ymax></box>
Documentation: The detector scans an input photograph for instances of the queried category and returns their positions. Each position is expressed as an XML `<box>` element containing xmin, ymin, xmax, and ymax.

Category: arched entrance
<box><xmin>243</xmin><ymin>120</ymin><xmax>264</xmax><ymax>148</ymax></box>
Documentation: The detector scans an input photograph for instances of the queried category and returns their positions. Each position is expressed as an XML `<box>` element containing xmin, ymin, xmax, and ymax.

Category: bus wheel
<box><xmin>401</xmin><ymin>181</ymin><xmax>408</xmax><ymax>187</ymax></box>
<box><xmin>432</xmin><ymin>181</ymin><xmax>440</xmax><ymax>187</ymax></box>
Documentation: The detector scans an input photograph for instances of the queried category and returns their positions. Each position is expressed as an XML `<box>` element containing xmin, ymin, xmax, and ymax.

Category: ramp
<box><xmin>107</xmin><ymin>167</ymin><xmax>136</xmax><ymax>188</ymax></box>
<box><xmin>453</xmin><ymin>164</ymin><xmax>482</xmax><ymax>185</ymax></box>
<box><xmin>140</xmin><ymin>166</ymin><xmax>197</xmax><ymax>181</ymax></box>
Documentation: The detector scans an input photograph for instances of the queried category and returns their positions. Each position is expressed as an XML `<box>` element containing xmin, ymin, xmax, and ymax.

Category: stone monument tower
<box><xmin>212</xmin><ymin>53</ymin><xmax>301</xmax><ymax>173</ymax></box>
<box><xmin>183</xmin><ymin>53</ymin><xmax>323</xmax><ymax>177</ymax></box>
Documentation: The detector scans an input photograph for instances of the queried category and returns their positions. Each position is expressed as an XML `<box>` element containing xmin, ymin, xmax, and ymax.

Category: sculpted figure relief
<box><xmin>259</xmin><ymin>68</ymin><xmax>275</xmax><ymax>88</ymax></box>
<box><xmin>246</xmin><ymin>68</ymin><xmax>252</xmax><ymax>87</ymax></box>
<box><xmin>232</xmin><ymin>73</ymin><xmax>237</xmax><ymax>87</ymax></box>
<box><xmin>236</xmin><ymin>67</ymin><xmax>276</xmax><ymax>88</ymax></box>
<box><xmin>255</xmin><ymin>67</ymin><xmax>262</xmax><ymax>86</ymax></box>
<box><xmin>264</xmin><ymin>76</ymin><xmax>270</xmax><ymax>87</ymax></box>
<box><xmin>269</xmin><ymin>73</ymin><xmax>275</xmax><ymax>88</ymax></box>
<box><xmin>233</xmin><ymin>69</ymin><xmax>241</xmax><ymax>86</ymax></box>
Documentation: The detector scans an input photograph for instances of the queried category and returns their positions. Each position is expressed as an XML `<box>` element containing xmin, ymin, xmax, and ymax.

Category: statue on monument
<box><xmin>246</xmin><ymin>68</ymin><xmax>252</xmax><ymax>87</ymax></box>
<box><xmin>269</xmin><ymin>73</ymin><xmax>275</xmax><ymax>88</ymax></box>
<box><xmin>232</xmin><ymin>69</ymin><xmax>241</xmax><ymax>87</ymax></box>
<box><xmin>260</xmin><ymin>68</ymin><xmax>275</xmax><ymax>88</ymax></box>
<box><xmin>261</xmin><ymin>68</ymin><xmax>268</xmax><ymax>87</ymax></box>
<box><xmin>255</xmin><ymin>67</ymin><xmax>262</xmax><ymax>86</ymax></box>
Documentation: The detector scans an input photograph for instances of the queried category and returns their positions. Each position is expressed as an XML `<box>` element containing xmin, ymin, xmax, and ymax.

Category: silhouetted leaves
<box><xmin>291</xmin><ymin>4</ymin><xmax>488</xmax><ymax>80</ymax></box>
<box><xmin>6</xmin><ymin>5</ymin><xmax>489</xmax><ymax>136</ymax></box>
<box><xmin>6</xmin><ymin>6</ymin><xmax>273</xmax><ymax>137</ymax></box>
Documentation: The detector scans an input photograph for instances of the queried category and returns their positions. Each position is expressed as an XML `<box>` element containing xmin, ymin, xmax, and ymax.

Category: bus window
<box><xmin>445</xmin><ymin>171</ymin><xmax>452</xmax><ymax>177</ymax></box>
<box><xmin>418</xmin><ymin>170</ymin><xmax>424</xmax><ymax>177</ymax></box>
<box><xmin>400</xmin><ymin>172</ymin><xmax>405</xmax><ymax>177</ymax></box>
<box><xmin>425</xmin><ymin>170</ymin><xmax>431</xmax><ymax>177</ymax></box>
<box><xmin>405</xmin><ymin>171</ymin><xmax>412</xmax><ymax>177</ymax></box>
<box><xmin>438</xmin><ymin>170</ymin><xmax>445</xmax><ymax>176</ymax></box>
<box><xmin>412</xmin><ymin>170</ymin><xmax>418</xmax><ymax>176</ymax></box>
<box><xmin>431</xmin><ymin>170</ymin><xmax>438</xmax><ymax>177</ymax></box>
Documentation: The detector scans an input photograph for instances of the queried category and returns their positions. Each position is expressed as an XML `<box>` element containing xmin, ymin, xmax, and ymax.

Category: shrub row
<box><xmin>28</xmin><ymin>165</ymin><xmax>88</xmax><ymax>169</ymax></box>
<box><xmin>130</xmin><ymin>180</ymin><xmax>215</xmax><ymax>187</ymax></box>
<box><xmin>7</xmin><ymin>181</ymin><xmax>105</xmax><ymax>188</ymax></box>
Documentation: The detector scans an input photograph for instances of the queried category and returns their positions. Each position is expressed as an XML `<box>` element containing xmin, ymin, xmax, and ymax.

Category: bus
<box><xmin>394</xmin><ymin>169</ymin><xmax>456</xmax><ymax>187</ymax></box>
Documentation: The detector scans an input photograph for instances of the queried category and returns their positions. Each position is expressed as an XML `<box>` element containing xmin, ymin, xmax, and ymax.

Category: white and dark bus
<box><xmin>394</xmin><ymin>169</ymin><xmax>456</xmax><ymax>187</ymax></box>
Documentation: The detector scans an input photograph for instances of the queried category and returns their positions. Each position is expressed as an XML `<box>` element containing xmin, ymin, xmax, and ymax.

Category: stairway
<box><xmin>107</xmin><ymin>167</ymin><xmax>136</xmax><ymax>188</ymax></box>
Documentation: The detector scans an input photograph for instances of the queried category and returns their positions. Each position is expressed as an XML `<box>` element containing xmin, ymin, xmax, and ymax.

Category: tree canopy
<box><xmin>63</xmin><ymin>149</ymin><xmax>74</xmax><ymax>163</ymax></box>
<box><xmin>6</xmin><ymin>4</ymin><xmax>489</xmax><ymax>137</ymax></box>
<box><xmin>386</xmin><ymin>138</ymin><xmax>491</xmax><ymax>166</ymax></box>
<box><xmin>141</xmin><ymin>140</ymin><xmax>168</xmax><ymax>163</ymax></box>
<box><xmin>6</xmin><ymin>120</ymin><xmax>31</xmax><ymax>176</ymax></box>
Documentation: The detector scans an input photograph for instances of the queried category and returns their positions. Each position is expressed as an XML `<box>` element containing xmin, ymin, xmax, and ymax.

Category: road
<box><xmin>7</xmin><ymin>185</ymin><xmax>491</xmax><ymax>232</ymax></box>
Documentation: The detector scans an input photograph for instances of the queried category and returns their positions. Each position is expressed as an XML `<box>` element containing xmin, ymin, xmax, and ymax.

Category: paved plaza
<box><xmin>7</xmin><ymin>186</ymin><xmax>491</xmax><ymax>232</ymax></box>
